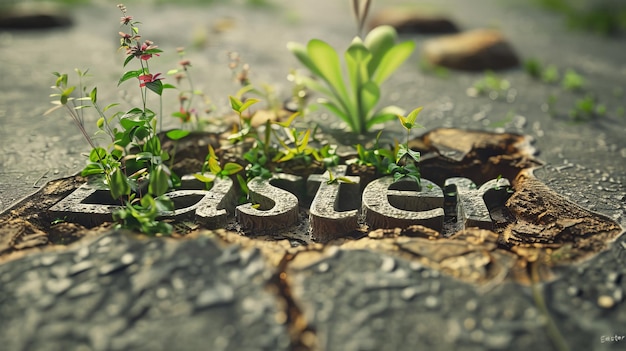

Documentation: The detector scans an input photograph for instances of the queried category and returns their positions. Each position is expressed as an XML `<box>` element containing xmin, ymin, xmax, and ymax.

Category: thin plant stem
<box><xmin>530</xmin><ymin>262</ymin><xmax>570</xmax><ymax>351</ymax></box>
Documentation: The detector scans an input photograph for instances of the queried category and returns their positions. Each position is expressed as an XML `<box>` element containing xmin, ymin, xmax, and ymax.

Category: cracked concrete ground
<box><xmin>1</xmin><ymin>0</ymin><xmax>625</xmax><ymax>350</ymax></box>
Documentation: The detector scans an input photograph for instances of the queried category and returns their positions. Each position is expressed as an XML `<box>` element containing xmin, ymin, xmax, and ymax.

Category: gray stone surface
<box><xmin>0</xmin><ymin>231</ymin><xmax>290</xmax><ymax>351</ymax></box>
<box><xmin>288</xmin><ymin>248</ymin><xmax>550</xmax><ymax>351</ymax></box>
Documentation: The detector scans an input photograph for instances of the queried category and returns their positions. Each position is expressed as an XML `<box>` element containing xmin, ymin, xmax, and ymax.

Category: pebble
<box><xmin>597</xmin><ymin>295</ymin><xmax>615</xmax><ymax>309</ymax></box>
<box><xmin>424</xmin><ymin>295</ymin><xmax>439</xmax><ymax>308</ymax></box>
<box><xmin>317</xmin><ymin>262</ymin><xmax>330</xmax><ymax>273</ymax></box>
<box><xmin>195</xmin><ymin>284</ymin><xmax>235</xmax><ymax>309</ymax></box>
<box><xmin>0</xmin><ymin>8</ymin><xmax>72</xmax><ymax>29</ymax></box>
<box><xmin>368</xmin><ymin>8</ymin><xmax>458</xmax><ymax>33</ymax></box>
<box><xmin>69</xmin><ymin>260</ymin><xmax>94</xmax><ymax>276</ymax></box>
<box><xmin>45</xmin><ymin>278</ymin><xmax>72</xmax><ymax>295</ymax></box>
<box><xmin>380</xmin><ymin>256</ymin><xmax>396</xmax><ymax>273</ymax></box>
<box><xmin>422</xmin><ymin>29</ymin><xmax>519</xmax><ymax>71</ymax></box>
<box><xmin>566</xmin><ymin>286</ymin><xmax>580</xmax><ymax>297</ymax></box>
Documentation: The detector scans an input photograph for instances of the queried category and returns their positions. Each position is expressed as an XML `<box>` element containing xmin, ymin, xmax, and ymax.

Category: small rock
<box><xmin>0</xmin><ymin>7</ymin><xmax>72</xmax><ymax>29</ymax></box>
<box><xmin>368</xmin><ymin>8</ymin><xmax>458</xmax><ymax>34</ymax></box>
<box><xmin>597</xmin><ymin>295</ymin><xmax>615</xmax><ymax>309</ymax></box>
<box><xmin>196</xmin><ymin>284</ymin><xmax>235</xmax><ymax>309</ymax></box>
<box><xmin>422</xmin><ymin>29</ymin><xmax>519</xmax><ymax>71</ymax></box>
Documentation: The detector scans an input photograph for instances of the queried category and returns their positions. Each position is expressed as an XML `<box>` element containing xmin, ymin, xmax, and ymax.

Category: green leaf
<box><xmin>287</xmin><ymin>42</ymin><xmax>323</xmax><ymax>78</ymax></box>
<box><xmin>307</xmin><ymin>39</ymin><xmax>351</xmax><ymax>110</ymax></box>
<box><xmin>140</xmin><ymin>193</ymin><xmax>157</xmax><ymax>210</ymax></box>
<box><xmin>345</xmin><ymin>38</ymin><xmax>372</xmax><ymax>96</ymax></box>
<box><xmin>81</xmin><ymin>163</ymin><xmax>104</xmax><ymax>177</ymax></box>
<box><xmin>296</xmin><ymin>129</ymin><xmax>311</xmax><ymax>152</ymax></box>
<box><xmin>238</xmin><ymin>98</ymin><xmax>260</xmax><ymax>114</ymax></box>
<box><xmin>364</xmin><ymin>25</ymin><xmax>397</xmax><ymax>76</ymax></box>
<box><xmin>145</xmin><ymin>80</ymin><xmax>163</xmax><ymax>96</ymax></box>
<box><xmin>120</xmin><ymin>117</ymin><xmax>144</xmax><ymax>130</ymax></box>
<box><xmin>103</xmin><ymin>103</ymin><xmax>119</xmax><ymax>112</ymax></box>
<box><xmin>208</xmin><ymin>157</ymin><xmax>221</xmax><ymax>174</ymax></box>
<box><xmin>163</xmin><ymin>83</ymin><xmax>177</xmax><ymax>89</ymax></box>
<box><xmin>236</xmin><ymin>174</ymin><xmax>249</xmax><ymax>195</ymax></box>
<box><xmin>155</xmin><ymin>195</ymin><xmax>174</xmax><ymax>212</ymax></box>
<box><xmin>405</xmin><ymin>106</ymin><xmax>423</xmax><ymax>127</ymax></box>
<box><xmin>149</xmin><ymin>165</ymin><xmax>170</xmax><ymax>197</ymax></box>
<box><xmin>360</xmin><ymin>81</ymin><xmax>380</xmax><ymax>119</ymax></box>
<box><xmin>372</xmin><ymin>40</ymin><xmax>415</xmax><ymax>85</ymax></box>
<box><xmin>89</xmin><ymin>147</ymin><xmax>107</xmax><ymax>162</ymax></box>
<box><xmin>396</xmin><ymin>144</ymin><xmax>408</xmax><ymax>163</ymax></box>
<box><xmin>118</xmin><ymin>70</ymin><xmax>142</xmax><ymax>86</ymax></box>
<box><xmin>222</xmin><ymin>162</ymin><xmax>244</xmax><ymax>175</ymax></box>
<box><xmin>229</xmin><ymin>95</ymin><xmax>243</xmax><ymax>113</ymax></box>
<box><xmin>166</xmin><ymin>129</ymin><xmax>190</xmax><ymax>140</ymax></box>
<box><xmin>96</xmin><ymin>117</ymin><xmax>105</xmax><ymax>129</ymax></box>
<box><xmin>193</xmin><ymin>172</ymin><xmax>216</xmax><ymax>183</ymax></box>
<box><xmin>109</xmin><ymin>168</ymin><xmax>130</xmax><ymax>199</ymax></box>
<box><xmin>60</xmin><ymin>86</ymin><xmax>75</xmax><ymax>105</ymax></box>
<box><xmin>136</xmin><ymin>152</ymin><xmax>153</xmax><ymax>161</ymax></box>
<box><xmin>275</xmin><ymin>111</ymin><xmax>300</xmax><ymax>128</ymax></box>
<box><xmin>90</xmin><ymin>87</ymin><xmax>97</xmax><ymax>103</ymax></box>
<box><xmin>132</xmin><ymin>126</ymin><xmax>150</xmax><ymax>141</ymax></box>
<box><xmin>407</xmin><ymin>148</ymin><xmax>420</xmax><ymax>163</ymax></box>
<box><xmin>143</xmin><ymin>136</ymin><xmax>161</xmax><ymax>155</ymax></box>
<box><xmin>123</xmin><ymin>55</ymin><xmax>134</xmax><ymax>67</ymax></box>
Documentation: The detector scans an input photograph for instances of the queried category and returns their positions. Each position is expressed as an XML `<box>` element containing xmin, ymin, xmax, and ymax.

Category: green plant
<box><xmin>227</xmin><ymin>93</ymin><xmax>261</xmax><ymax>145</ymax></box>
<box><xmin>167</xmin><ymin>48</ymin><xmax>214</xmax><ymax>130</ymax></box>
<box><xmin>351</xmin><ymin>130</ymin><xmax>394</xmax><ymax>174</ymax></box>
<box><xmin>46</xmin><ymin>4</ymin><xmax>179</xmax><ymax>235</ymax></box>
<box><xmin>468</xmin><ymin>71</ymin><xmax>510</xmax><ymax>99</ymax></box>
<box><xmin>287</xmin><ymin>24</ymin><xmax>415</xmax><ymax>134</ymax></box>
<box><xmin>388</xmin><ymin>107</ymin><xmax>424</xmax><ymax>185</ymax></box>
<box><xmin>272</xmin><ymin>112</ymin><xmax>315</xmax><ymax>164</ymax></box>
<box><xmin>542</xmin><ymin>64</ymin><xmax>560</xmax><ymax>83</ymax></box>
<box><xmin>228</xmin><ymin>52</ymin><xmax>283</xmax><ymax>117</ymax></box>
<box><xmin>524</xmin><ymin>58</ymin><xmax>542</xmax><ymax>79</ymax></box>
<box><xmin>326</xmin><ymin>168</ymin><xmax>355</xmax><ymax>185</ymax></box>
<box><xmin>561</xmin><ymin>69</ymin><xmax>585</xmax><ymax>91</ymax></box>
<box><xmin>193</xmin><ymin>145</ymin><xmax>244</xmax><ymax>190</ymax></box>
<box><xmin>569</xmin><ymin>94</ymin><xmax>605</xmax><ymax>121</ymax></box>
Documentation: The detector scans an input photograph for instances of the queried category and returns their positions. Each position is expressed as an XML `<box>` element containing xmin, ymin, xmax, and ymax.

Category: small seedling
<box><xmin>388</xmin><ymin>107</ymin><xmax>424</xmax><ymax>185</ymax></box>
<box><xmin>467</xmin><ymin>71</ymin><xmax>510</xmax><ymax>99</ymax></box>
<box><xmin>561</xmin><ymin>69</ymin><xmax>585</xmax><ymax>91</ymax></box>
<box><xmin>51</xmin><ymin>217</ymin><xmax>67</xmax><ymax>225</ymax></box>
<box><xmin>194</xmin><ymin>145</ymin><xmax>244</xmax><ymax>190</ymax></box>
<box><xmin>228</xmin><ymin>93</ymin><xmax>261</xmax><ymax>145</ymax></box>
<box><xmin>524</xmin><ymin>58</ymin><xmax>542</xmax><ymax>79</ymax></box>
<box><xmin>569</xmin><ymin>94</ymin><xmax>605</xmax><ymax>121</ymax></box>
<box><xmin>326</xmin><ymin>168</ymin><xmax>355</xmax><ymax>185</ymax></box>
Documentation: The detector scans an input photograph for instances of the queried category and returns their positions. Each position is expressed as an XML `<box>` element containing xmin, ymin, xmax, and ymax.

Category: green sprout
<box><xmin>193</xmin><ymin>145</ymin><xmax>244</xmax><ymax>190</ymax></box>
<box><xmin>287</xmin><ymin>24</ymin><xmax>415</xmax><ymax>134</ymax></box>
<box><xmin>561</xmin><ymin>69</ymin><xmax>585</xmax><ymax>91</ymax></box>
<box><xmin>388</xmin><ymin>107</ymin><xmax>424</xmax><ymax>185</ymax></box>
